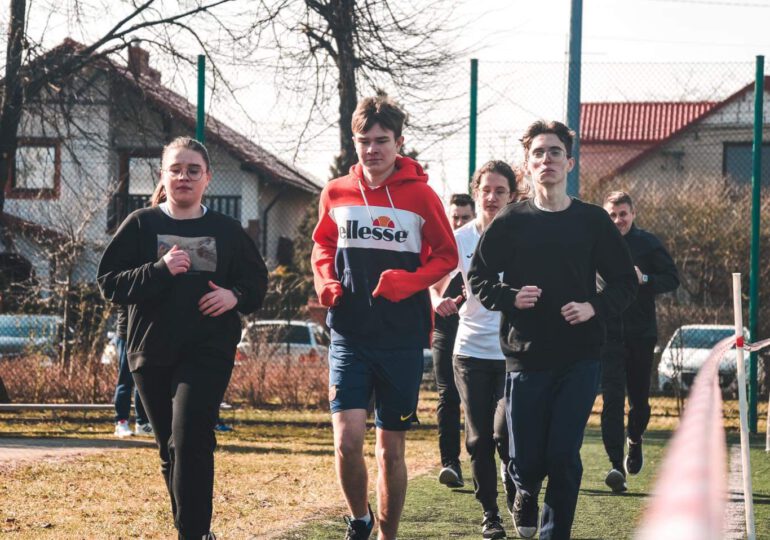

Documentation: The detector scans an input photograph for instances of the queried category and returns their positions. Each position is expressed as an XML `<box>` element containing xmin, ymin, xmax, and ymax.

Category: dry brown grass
<box><xmin>0</xmin><ymin>397</ymin><xmax>441</xmax><ymax>539</ymax></box>
<box><xmin>2</xmin><ymin>391</ymin><xmax>765</xmax><ymax>538</ymax></box>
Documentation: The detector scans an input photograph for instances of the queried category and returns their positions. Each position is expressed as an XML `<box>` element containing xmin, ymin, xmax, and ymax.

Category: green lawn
<box><xmin>281</xmin><ymin>428</ymin><xmax>770</xmax><ymax>540</ymax></box>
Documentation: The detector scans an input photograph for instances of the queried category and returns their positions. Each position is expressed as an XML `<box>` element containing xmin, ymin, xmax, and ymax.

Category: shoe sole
<box><xmin>482</xmin><ymin>530</ymin><xmax>506</xmax><ymax>540</ymax></box>
<box><xmin>438</xmin><ymin>467</ymin><xmax>464</xmax><ymax>488</ymax></box>
<box><xmin>513</xmin><ymin>522</ymin><xmax>537</xmax><ymax>539</ymax></box>
<box><xmin>605</xmin><ymin>469</ymin><xmax>628</xmax><ymax>493</ymax></box>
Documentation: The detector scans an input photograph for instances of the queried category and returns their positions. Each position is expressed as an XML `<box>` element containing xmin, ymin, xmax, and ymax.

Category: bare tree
<box><xmin>253</xmin><ymin>0</ymin><xmax>462</xmax><ymax>176</ymax></box>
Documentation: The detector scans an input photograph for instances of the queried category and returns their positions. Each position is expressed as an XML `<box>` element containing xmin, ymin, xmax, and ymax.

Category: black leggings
<box><xmin>133</xmin><ymin>360</ymin><xmax>233</xmax><ymax>539</ymax></box>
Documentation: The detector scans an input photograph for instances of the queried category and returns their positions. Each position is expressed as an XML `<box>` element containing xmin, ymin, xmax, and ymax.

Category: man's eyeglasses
<box><xmin>529</xmin><ymin>147</ymin><xmax>567</xmax><ymax>161</ymax></box>
<box><xmin>162</xmin><ymin>166</ymin><xmax>206</xmax><ymax>181</ymax></box>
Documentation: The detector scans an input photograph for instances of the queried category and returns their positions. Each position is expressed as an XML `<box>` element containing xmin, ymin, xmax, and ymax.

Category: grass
<box><xmin>0</xmin><ymin>394</ymin><xmax>769</xmax><ymax>539</ymax></box>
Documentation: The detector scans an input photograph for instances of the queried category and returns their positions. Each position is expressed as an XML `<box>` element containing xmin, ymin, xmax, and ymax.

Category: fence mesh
<box><xmin>0</xmin><ymin>59</ymin><xmax>768</xmax><ymax>429</ymax></box>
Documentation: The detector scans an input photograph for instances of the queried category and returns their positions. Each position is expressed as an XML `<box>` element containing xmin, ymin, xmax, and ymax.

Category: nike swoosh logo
<box><xmin>400</xmin><ymin>412</ymin><xmax>414</xmax><ymax>422</ymax></box>
<box><xmin>466</xmin><ymin>253</ymin><xmax>473</xmax><ymax>259</ymax></box>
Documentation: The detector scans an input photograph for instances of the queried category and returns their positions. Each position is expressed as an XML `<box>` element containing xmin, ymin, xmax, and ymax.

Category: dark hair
<box><xmin>351</xmin><ymin>95</ymin><xmax>407</xmax><ymax>139</ymax></box>
<box><xmin>470</xmin><ymin>160</ymin><xmax>529</xmax><ymax>202</ymax></box>
<box><xmin>150</xmin><ymin>137</ymin><xmax>211</xmax><ymax>207</ymax></box>
<box><xmin>449</xmin><ymin>193</ymin><xmax>475</xmax><ymax>213</ymax></box>
<box><xmin>604</xmin><ymin>190</ymin><xmax>634</xmax><ymax>210</ymax></box>
<box><xmin>520</xmin><ymin>120</ymin><xmax>575</xmax><ymax>158</ymax></box>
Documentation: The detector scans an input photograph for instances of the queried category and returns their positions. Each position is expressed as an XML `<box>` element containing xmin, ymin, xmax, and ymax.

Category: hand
<box><xmin>433</xmin><ymin>295</ymin><xmax>463</xmax><ymax>317</ymax></box>
<box><xmin>162</xmin><ymin>245</ymin><xmax>191</xmax><ymax>276</ymax></box>
<box><xmin>634</xmin><ymin>266</ymin><xmax>644</xmax><ymax>284</ymax></box>
<box><xmin>198</xmin><ymin>281</ymin><xmax>237</xmax><ymax>317</ymax></box>
<box><xmin>320</xmin><ymin>281</ymin><xmax>343</xmax><ymax>307</ymax></box>
<box><xmin>560</xmin><ymin>301</ymin><xmax>595</xmax><ymax>325</ymax></box>
<box><xmin>514</xmin><ymin>285</ymin><xmax>542</xmax><ymax>309</ymax></box>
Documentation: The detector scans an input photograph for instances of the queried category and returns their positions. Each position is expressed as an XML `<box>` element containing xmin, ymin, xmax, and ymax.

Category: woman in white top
<box><xmin>430</xmin><ymin>161</ymin><xmax>529</xmax><ymax>539</ymax></box>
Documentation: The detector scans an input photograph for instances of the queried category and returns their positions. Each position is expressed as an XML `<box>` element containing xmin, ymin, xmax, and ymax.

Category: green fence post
<box><xmin>565</xmin><ymin>0</ymin><xmax>583</xmax><ymax>197</ymax></box>
<box><xmin>469</xmin><ymin>58</ymin><xmax>478</xmax><ymax>191</ymax></box>
<box><xmin>197</xmin><ymin>54</ymin><xmax>205</xmax><ymax>143</ymax></box>
<box><xmin>749</xmin><ymin>55</ymin><xmax>764</xmax><ymax>433</ymax></box>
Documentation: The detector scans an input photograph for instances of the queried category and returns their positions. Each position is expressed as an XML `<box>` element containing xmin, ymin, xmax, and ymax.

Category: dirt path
<box><xmin>0</xmin><ymin>436</ymin><xmax>155</xmax><ymax>469</ymax></box>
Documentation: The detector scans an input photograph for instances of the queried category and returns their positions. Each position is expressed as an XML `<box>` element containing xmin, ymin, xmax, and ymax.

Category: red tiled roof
<box><xmin>40</xmin><ymin>39</ymin><xmax>322</xmax><ymax>193</ymax></box>
<box><xmin>580</xmin><ymin>102</ymin><xmax>719</xmax><ymax>142</ymax></box>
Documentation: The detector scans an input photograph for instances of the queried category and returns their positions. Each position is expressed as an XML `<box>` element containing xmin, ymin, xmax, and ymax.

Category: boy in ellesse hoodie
<box><xmin>311</xmin><ymin>96</ymin><xmax>457</xmax><ymax>540</ymax></box>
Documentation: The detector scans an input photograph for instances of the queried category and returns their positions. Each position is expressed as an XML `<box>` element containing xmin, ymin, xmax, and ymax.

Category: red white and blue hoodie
<box><xmin>311</xmin><ymin>156</ymin><xmax>458</xmax><ymax>349</ymax></box>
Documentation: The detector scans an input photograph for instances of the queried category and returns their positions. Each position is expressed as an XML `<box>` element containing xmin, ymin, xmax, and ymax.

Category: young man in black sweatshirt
<box><xmin>468</xmin><ymin>121</ymin><xmax>637</xmax><ymax>540</ymax></box>
<box><xmin>600</xmin><ymin>191</ymin><xmax>679</xmax><ymax>493</ymax></box>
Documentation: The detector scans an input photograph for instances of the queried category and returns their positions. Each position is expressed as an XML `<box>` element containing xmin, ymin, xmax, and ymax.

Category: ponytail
<box><xmin>150</xmin><ymin>182</ymin><xmax>166</xmax><ymax>207</ymax></box>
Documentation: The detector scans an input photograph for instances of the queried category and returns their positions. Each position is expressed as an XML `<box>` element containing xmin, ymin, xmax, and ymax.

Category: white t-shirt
<box><xmin>452</xmin><ymin>219</ymin><xmax>505</xmax><ymax>360</ymax></box>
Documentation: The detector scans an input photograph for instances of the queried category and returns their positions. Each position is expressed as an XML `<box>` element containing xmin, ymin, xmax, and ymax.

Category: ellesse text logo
<box><xmin>338</xmin><ymin>217</ymin><xmax>409</xmax><ymax>243</ymax></box>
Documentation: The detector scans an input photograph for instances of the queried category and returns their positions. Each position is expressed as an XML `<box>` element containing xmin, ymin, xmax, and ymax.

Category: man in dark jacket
<box><xmin>469</xmin><ymin>120</ymin><xmax>637</xmax><ymax>539</ymax></box>
<box><xmin>600</xmin><ymin>191</ymin><xmax>679</xmax><ymax>493</ymax></box>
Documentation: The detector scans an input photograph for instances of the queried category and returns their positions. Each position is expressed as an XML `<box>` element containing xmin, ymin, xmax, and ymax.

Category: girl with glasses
<box><xmin>98</xmin><ymin>136</ymin><xmax>268</xmax><ymax>540</ymax></box>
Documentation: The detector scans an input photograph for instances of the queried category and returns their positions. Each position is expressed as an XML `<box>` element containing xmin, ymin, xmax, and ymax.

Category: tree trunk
<box><xmin>0</xmin><ymin>0</ymin><xmax>28</xmax><ymax>215</ymax></box>
<box><xmin>331</xmin><ymin>0</ymin><xmax>358</xmax><ymax>174</ymax></box>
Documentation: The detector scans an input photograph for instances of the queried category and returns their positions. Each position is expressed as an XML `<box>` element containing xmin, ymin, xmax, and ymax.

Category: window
<box><xmin>723</xmin><ymin>143</ymin><xmax>770</xmax><ymax>186</ymax></box>
<box><xmin>108</xmin><ymin>150</ymin><xmax>161</xmax><ymax>232</ymax></box>
<box><xmin>5</xmin><ymin>139</ymin><xmax>61</xmax><ymax>199</ymax></box>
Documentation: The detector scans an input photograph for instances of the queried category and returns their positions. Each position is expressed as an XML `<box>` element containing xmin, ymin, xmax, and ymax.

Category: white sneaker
<box><xmin>134</xmin><ymin>422</ymin><xmax>154</xmax><ymax>437</ymax></box>
<box><xmin>114</xmin><ymin>420</ymin><xmax>133</xmax><ymax>438</ymax></box>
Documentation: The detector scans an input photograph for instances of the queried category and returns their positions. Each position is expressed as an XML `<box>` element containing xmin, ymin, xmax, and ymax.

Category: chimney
<box><xmin>128</xmin><ymin>44</ymin><xmax>161</xmax><ymax>83</ymax></box>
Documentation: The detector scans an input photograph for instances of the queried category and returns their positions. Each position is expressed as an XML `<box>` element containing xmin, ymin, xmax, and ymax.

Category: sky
<box><xmin>4</xmin><ymin>0</ymin><xmax>770</xmax><ymax>196</ymax></box>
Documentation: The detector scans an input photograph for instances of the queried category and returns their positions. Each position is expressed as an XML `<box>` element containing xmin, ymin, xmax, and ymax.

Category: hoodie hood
<box><xmin>350</xmin><ymin>156</ymin><xmax>429</xmax><ymax>189</ymax></box>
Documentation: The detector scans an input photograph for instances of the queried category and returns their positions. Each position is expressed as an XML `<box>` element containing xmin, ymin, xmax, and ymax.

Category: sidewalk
<box><xmin>0</xmin><ymin>436</ymin><xmax>155</xmax><ymax>467</ymax></box>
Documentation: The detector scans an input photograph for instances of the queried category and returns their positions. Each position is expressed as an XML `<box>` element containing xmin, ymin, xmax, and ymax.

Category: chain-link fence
<box><xmin>1</xmin><ymin>59</ymin><xmax>768</xmax><ymax>431</ymax></box>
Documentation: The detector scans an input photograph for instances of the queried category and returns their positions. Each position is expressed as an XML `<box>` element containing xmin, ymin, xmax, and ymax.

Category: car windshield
<box><xmin>247</xmin><ymin>324</ymin><xmax>311</xmax><ymax>345</ymax></box>
<box><xmin>671</xmin><ymin>327</ymin><xmax>735</xmax><ymax>349</ymax></box>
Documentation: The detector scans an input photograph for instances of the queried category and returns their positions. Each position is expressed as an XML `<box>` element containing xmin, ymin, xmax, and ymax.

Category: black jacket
<box><xmin>606</xmin><ymin>225</ymin><xmax>679</xmax><ymax>341</ymax></box>
<box><xmin>468</xmin><ymin>199</ymin><xmax>637</xmax><ymax>372</ymax></box>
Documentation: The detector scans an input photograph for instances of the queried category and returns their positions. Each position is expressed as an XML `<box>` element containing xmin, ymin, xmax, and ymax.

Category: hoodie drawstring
<box><xmin>358</xmin><ymin>181</ymin><xmax>406</xmax><ymax>232</ymax></box>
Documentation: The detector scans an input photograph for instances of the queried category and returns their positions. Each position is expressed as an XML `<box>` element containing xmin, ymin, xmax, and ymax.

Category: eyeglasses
<box><xmin>162</xmin><ymin>165</ymin><xmax>206</xmax><ymax>181</ymax></box>
<box><xmin>529</xmin><ymin>147</ymin><xmax>567</xmax><ymax>161</ymax></box>
<box><xmin>479</xmin><ymin>189</ymin><xmax>510</xmax><ymax>199</ymax></box>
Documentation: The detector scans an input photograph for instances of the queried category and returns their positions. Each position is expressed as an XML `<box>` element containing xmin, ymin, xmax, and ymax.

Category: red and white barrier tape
<box><xmin>635</xmin><ymin>336</ymin><xmax>736</xmax><ymax>540</ymax></box>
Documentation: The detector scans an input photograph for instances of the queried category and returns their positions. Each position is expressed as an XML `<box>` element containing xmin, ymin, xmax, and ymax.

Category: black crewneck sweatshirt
<box><xmin>98</xmin><ymin>207</ymin><xmax>268</xmax><ymax>371</ymax></box>
<box><xmin>468</xmin><ymin>198</ymin><xmax>637</xmax><ymax>372</ymax></box>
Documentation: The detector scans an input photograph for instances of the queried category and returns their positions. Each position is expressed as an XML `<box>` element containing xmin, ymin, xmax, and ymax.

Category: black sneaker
<box><xmin>344</xmin><ymin>504</ymin><xmax>374</xmax><ymax>540</ymax></box>
<box><xmin>481</xmin><ymin>511</ymin><xmax>506</xmax><ymax>540</ymax></box>
<box><xmin>625</xmin><ymin>438</ymin><xmax>644</xmax><ymax>475</ymax></box>
<box><xmin>438</xmin><ymin>461</ymin><xmax>464</xmax><ymax>488</ymax></box>
<box><xmin>604</xmin><ymin>463</ymin><xmax>627</xmax><ymax>493</ymax></box>
<box><xmin>500</xmin><ymin>461</ymin><xmax>517</xmax><ymax>516</ymax></box>
<box><xmin>511</xmin><ymin>492</ymin><xmax>538</xmax><ymax>539</ymax></box>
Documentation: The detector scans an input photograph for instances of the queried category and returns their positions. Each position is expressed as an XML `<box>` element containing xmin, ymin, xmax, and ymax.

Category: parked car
<box><xmin>236</xmin><ymin>319</ymin><xmax>330</xmax><ymax>364</ymax></box>
<box><xmin>0</xmin><ymin>314</ymin><xmax>62</xmax><ymax>360</ymax></box>
<box><xmin>657</xmin><ymin>324</ymin><xmax>748</xmax><ymax>395</ymax></box>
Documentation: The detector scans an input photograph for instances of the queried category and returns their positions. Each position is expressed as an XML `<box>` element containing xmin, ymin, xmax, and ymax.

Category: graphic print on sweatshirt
<box><xmin>157</xmin><ymin>235</ymin><xmax>217</xmax><ymax>272</ymax></box>
<box><xmin>330</xmin><ymin>205</ymin><xmax>423</xmax><ymax>254</ymax></box>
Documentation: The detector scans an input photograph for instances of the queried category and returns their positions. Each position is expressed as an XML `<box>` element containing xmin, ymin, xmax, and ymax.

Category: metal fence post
<box><xmin>197</xmin><ymin>54</ymin><xmax>206</xmax><ymax>143</ymax></box>
<box><xmin>469</xmin><ymin>58</ymin><xmax>478</xmax><ymax>190</ymax></box>
<box><xmin>749</xmin><ymin>55</ymin><xmax>764</xmax><ymax>433</ymax></box>
<box><xmin>566</xmin><ymin>0</ymin><xmax>582</xmax><ymax>197</ymax></box>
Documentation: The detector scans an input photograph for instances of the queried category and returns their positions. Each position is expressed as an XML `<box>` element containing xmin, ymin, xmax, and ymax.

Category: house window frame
<box><xmin>722</xmin><ymin>141</ymin><xmax>770</xmax><ymax>185</ymax></box>
<box><xmin>5</xmin><ymin>138</ymin><xmax>62</xmax><ymax>200</ymax></box>
<box><xmin>107</xmin><ymin>149</ymin><xmax>162</xmax><ymax>233</ymax></box>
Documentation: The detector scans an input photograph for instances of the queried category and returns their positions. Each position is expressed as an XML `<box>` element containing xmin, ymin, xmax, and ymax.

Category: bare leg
<box><xmin>332</xmin><ymin>409</ymin><xmax>370</xmax><ymax>519</ymax></box>
<box><xmin>375</xmin><ymin>428</ymin><xmax>407</xmax><ymax>540</ymax></box>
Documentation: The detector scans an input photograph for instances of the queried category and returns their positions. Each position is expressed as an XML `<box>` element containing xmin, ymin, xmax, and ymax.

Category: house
<box><xmin>1</xmin><ymin>39</ymin><xmax>322</xmax><ymax>289</ymax></box>
<box><xmin>580</xmin><ymin>76</ymin><xmax>770</xmax><ymax>190</ymax></box>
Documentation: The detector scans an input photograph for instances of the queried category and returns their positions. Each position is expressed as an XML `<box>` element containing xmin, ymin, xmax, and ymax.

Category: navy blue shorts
<box><xmin>328</xmin><ymin>340</ymin><xmax>423</xmax><ymax>431</ymax></box>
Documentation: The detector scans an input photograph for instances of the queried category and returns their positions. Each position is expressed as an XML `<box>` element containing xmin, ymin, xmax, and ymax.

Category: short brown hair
<box><xmin>351</xmin><ymin>95</ymin><xmax>407</xmax><ymax>139</ymax></box>
<box><xmin>470</xmin><ymin>160</ymin><xmax>529</xmax><ymax>203</ymax></box>
<box><xmin>449</xmin><ymin>193</ymin><xmax>475</xmax><ymax>214</ymax></box>
<box><xmin>520</xmin><ymin>120</ymin><xmax>575</xmax><ymax>158</ymax></box>
<box><xmin>604</xmin><ymin>190</ymin><xmax>634</xmax><ymax>210</ymax></box>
